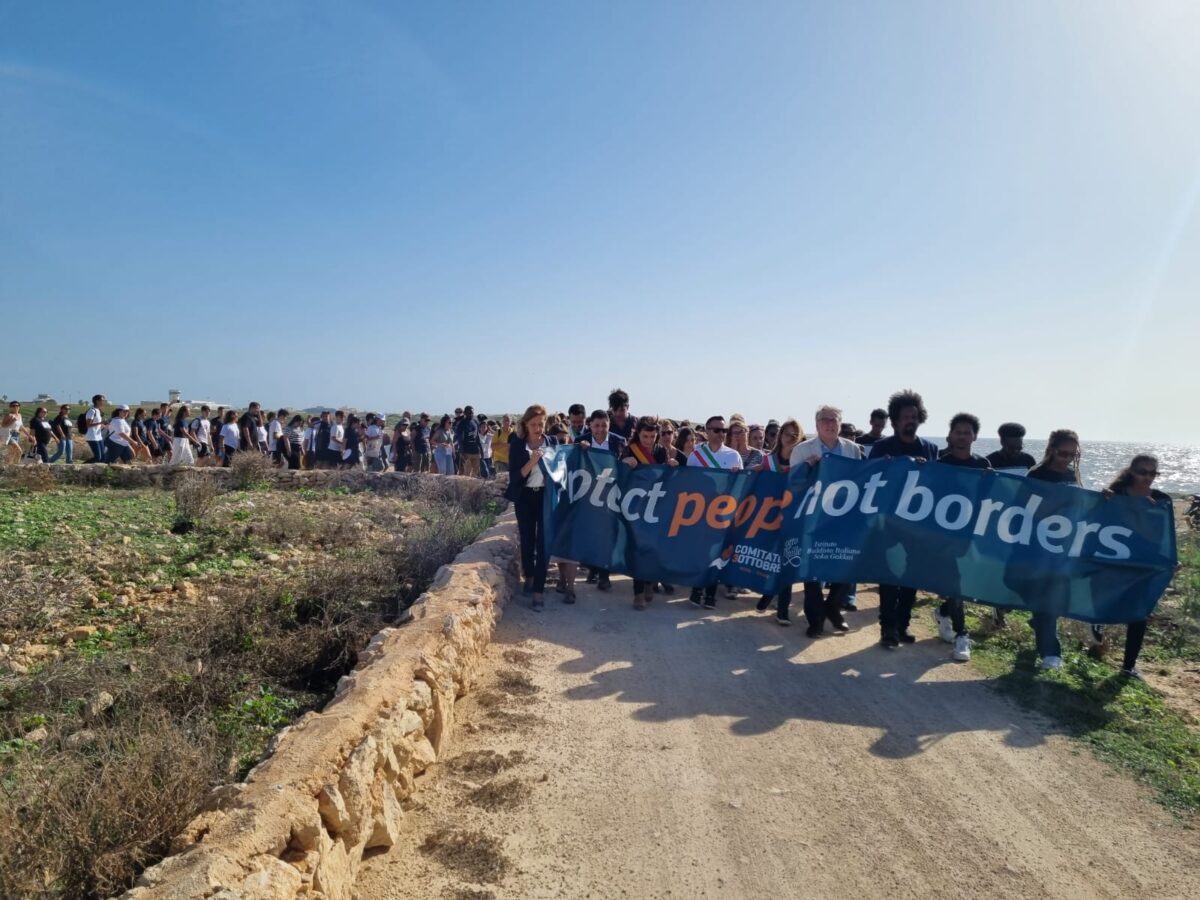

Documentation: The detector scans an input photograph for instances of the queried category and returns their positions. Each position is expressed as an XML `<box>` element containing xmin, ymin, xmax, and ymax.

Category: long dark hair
<box><xmin>674</xmin><ymin>426</ymin><xmax>695</xmax><ymax>456</ymax></box>
<box><xmin>174</xmin><ymin>406</ymin><xmax>190</xmax><ymax>427</ymax></box>
<box><xmin>1107</xmin><ymin>454</ymin><xmax>1157</xmax><ymax>494</ymax></box>
<box><xmin>1041</xmin><ymin>428</ymin><xmax>1082</xmax><ymax>485</ymax></box>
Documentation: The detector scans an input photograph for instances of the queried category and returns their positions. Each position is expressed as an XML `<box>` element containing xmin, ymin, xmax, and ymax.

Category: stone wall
<box><xmin>118</xmin><ymin>515</ymin><xmax>519</xmax><ymax>900</ymax></box>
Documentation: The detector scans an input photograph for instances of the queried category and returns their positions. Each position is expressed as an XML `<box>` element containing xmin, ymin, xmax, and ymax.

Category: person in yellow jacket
<box><xmin>493</xmin><ymin>414</ymin><xmax>513</xmax><ymax>468</ymax></box>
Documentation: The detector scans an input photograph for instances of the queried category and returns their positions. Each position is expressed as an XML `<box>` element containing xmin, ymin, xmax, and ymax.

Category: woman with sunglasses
<box><xmin>1097</xmin><ymin>455</ymin><xmax>1173</xmax><ymax>678</ymax></box>
<box><xmin>755</xmin><ymin>419</ymin><xmax>805</xmax><ymax>623</ymax></box>
<box><xmin>622</xmin><ymin>416</ymin><xmax>677</xmax><ymax>609</ymax></box>
<box><xmin>1023</xmin><ymin>429</ymin><xmax>1083</xmax><ymax>670</ymax></box>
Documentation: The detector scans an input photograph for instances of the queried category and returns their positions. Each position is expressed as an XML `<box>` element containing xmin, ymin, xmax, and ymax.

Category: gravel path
<box><xmin>356</xmin><ymin>579</ymin><xmax>1200</xmax><ymax>900</ymax></box>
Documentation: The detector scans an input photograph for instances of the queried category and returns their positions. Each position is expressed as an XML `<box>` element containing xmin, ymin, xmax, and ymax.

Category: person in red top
<box><xmin>621</xmin><ymin>416</ymin><xmax>678</xmax><ymax>609</ymax></box>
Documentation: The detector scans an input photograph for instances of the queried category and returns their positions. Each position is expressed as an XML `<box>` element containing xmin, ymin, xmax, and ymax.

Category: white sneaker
<box><xmin>1041</xmin><ymin>655</ymin><xmax>1063</xmax><ymax>670</ymax></box>
<box><xmin>952</xmin><ymin>634</ymin><xmax>971</xmax><ymax>662</ymax></box>
<box><xmin>933</xmin><ymin>609</ymin><xmax>955</xmax><ymax>644</ymax></box>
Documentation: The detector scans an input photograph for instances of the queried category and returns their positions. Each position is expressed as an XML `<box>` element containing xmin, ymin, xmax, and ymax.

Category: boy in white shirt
<box><xmin>687</xmin><ymin>415</ymin><xmax>742</xmax><ymax>609</ymax></box>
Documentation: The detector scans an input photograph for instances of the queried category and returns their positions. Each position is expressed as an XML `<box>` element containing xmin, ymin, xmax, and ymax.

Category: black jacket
<box><xmin>506</xmin><ymin>434</ymin><xmax>560</xmax><ymax>501</ymax></box>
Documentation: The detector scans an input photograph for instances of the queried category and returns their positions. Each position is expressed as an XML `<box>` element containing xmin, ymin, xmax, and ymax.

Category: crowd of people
<box><xmin>505</xmin><ymin>388</ymin><xmax>1174</xmax><ymax>681</ymax></box>
<box><xmin>0</xmin><ymin>396</ymin><xmax>514</xmax><ymax>477</ymax></box>
<box><xmin>2</xmin><ymin>388</ymin><xmax>1173</xmax><ymax>679</ymax></box>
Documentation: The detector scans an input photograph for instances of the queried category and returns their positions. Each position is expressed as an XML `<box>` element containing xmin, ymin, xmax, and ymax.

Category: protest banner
<box><xmin>542</xmin><ymin>445</ymin><xmax>1176</xmax><ymax>624</ymax></box>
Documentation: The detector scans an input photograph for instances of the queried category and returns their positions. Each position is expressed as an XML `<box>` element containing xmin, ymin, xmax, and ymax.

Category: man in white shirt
<box><xmin>364</xmin><ymin>414</ymin><xmax>385</xmax><ymax>472</ymax></box>
<box><xmin>686</xmin><ymin>415</ymin><xmax>743</xmax><ymax>609</ymax></box>
<box><xmin>577</xmin><ymin>410</ymin><xmax>628</xmax><ymax>591</ymax></box>
<box><xmin>85</xmin><ymin>394</ymin><xmax>107</xmax><ymax>463</ymax></box>
<box><xmin>789</xmin><ymin>405</ymin><xmax>863</xmax><ymax>637</ymax></box>
<box><xmin>326</xmin><ymin>410</ymin><xmax>346</xmax><ymax>466</ymax></box>
<box><xmin>267</xmin><ymin>409</ymin><xmax>286</xmax><ymax>466</ymax></box>
<box><xmin>190</xmin><ymin>405</ymin><xmax>213</xmax><ymax>461</ymax></box>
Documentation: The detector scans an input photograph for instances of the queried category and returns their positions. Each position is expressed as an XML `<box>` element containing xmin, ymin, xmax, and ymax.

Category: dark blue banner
<box><xmin>541</xmin><ymin>445</ymin><xmax>1177</xmax><ymax>624</ymax></box>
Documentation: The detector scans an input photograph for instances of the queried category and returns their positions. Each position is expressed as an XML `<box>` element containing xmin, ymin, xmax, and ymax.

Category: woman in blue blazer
<box><xmin>506</xmin><ymin>404</ymin><xmax>559</xmax><ymax>611</ymax></box>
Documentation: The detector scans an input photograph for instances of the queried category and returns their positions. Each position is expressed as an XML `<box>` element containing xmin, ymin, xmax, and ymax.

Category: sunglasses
<box><xmin>1132</xmin><ymin>468</ymin><xmax>1158</xmax><ymax>478</ymax></box>
<box><xmin>708</xmin><ymin>426</ymin><xmax>727</xmax><ymax>433</ymax></box>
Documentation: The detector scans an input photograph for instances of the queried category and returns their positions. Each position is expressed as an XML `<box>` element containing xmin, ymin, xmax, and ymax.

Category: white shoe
<box><xmin>952</xmin><ymin>634</ymin><xmax>971</xmax><ymax>662</ymax></box>
<box><xmin>1041</xmin><ymin>655</ymin><xmax>1063</xmax><ymax>670</ymax></box>
<box><xmin>933</xmin><ymin>609</ymin><xmax>955</xmax><ymax>644</ymax></box>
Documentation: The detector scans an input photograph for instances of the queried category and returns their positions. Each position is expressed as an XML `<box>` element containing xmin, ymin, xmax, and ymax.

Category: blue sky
<box><xmin>2</xmin><ymin>1</ymin><xmax>1199</xmax><ymax>442</ymax></box>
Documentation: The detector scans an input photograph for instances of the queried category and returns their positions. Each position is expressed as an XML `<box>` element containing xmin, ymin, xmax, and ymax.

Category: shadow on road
<box><xmin>497</xmin><ymin>580</ymin><xmax>1054</xmax><ymax>760</ymax></box>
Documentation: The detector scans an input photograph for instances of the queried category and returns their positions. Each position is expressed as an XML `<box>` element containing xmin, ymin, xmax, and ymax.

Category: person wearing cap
<box><xmin>105</xmin><ymin>405</ymin><xmax>143</xmax><ymax>464</ymax></box>
<box><xmin>456</xmin><ymin>405</ymin><xmax>482</xmax><ymax>477</ymax></box>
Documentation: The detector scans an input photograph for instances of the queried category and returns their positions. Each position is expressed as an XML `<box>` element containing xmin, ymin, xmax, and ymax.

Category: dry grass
<box><xmin>0</xmin><ymin>712</ymin><xmax>219</xmax><ymax>899</ymax></box>
<box><xmin>171</xmin><ymin>470</ymin><xmax>218</xmax><ymax>532</ymax></box>
<box><xmin>0</xmin><ymin>479</ymin><xmax>499</xmax><ymax>898</ymax></box>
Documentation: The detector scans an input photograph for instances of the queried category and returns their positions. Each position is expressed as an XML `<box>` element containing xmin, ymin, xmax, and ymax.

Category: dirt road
<box><xmin>356</xmin><ymin>579</ymin><xmax>1200</xmax><ymax>900</ymax></box>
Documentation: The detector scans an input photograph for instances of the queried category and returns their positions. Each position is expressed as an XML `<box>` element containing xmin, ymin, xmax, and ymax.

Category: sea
<box><xmin>938</xmin><ymin>438</ymin><xmax>1200</xmax><ymax>497</ymax></box>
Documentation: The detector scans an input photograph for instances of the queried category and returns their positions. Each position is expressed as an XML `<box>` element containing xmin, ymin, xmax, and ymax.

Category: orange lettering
<box><xmin>747</xmin><ymin>490</ymin><xmax>792</xmax><ymax>538</ymax></box>
<box><xmin>669</xmin><ymin>492</ymin><xmax>706</xmax><ymax>537</ymax></box>
<box><xmin>706</xmin><ymin>494</ymin><xmax>738</xmax><ymax>529</ymax></box>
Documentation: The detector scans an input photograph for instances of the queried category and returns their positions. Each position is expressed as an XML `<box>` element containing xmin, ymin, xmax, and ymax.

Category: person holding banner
<box><xmin>687</xmin><ymin>415</ymin><xmax>743</xmax><ymax>609</ymax></box>
<box><xmin>1019</xmin><ymin>428</ymin><xmax>1083</xmax><ymax>669</ymax></box>
<box><xmin>792</xmin><ymin>406</ymin><xmax>863</xmax><ymax>637</ymax></box>
<box><xmin>987</xmin><ymin>422</ymin><xmax>1038</xmax><ymax>472</ymax></box>
<box><xmin>867</xmin><ymin>390</ymin><xmax>940</xmax><ymax>648</ymax></box>
<box><xmin>755</xmin><ymin>418</ymin><xmax>804</xmax><ymax>624</ymax></box>
<box><xmin>622</xmin><ymin>416</ymin><xmax>677</xmax><ymax>609</ymax></box>
<box><xmin>1100</xmin><ymin>455</ymin><xmax>1173</xmax><ymax>679</ymax></box>
<box><xmin>673</xmin><ymin>426</ymin><xmax>697</xmax><ymax>468</ymax></box>
<box><xmin>506</xmin><ymin>404</ymin><xmax>558</xmax><ymax>612</ymax></box>
<box><xmin>578</xmin><ymin>410</ymin><xmax>627</xmax><ymax>591</ymax></box>
<box><xmin>931</xmin><ymin>413</ymin><xmax>993</xmax><ymax>661</ymax></box>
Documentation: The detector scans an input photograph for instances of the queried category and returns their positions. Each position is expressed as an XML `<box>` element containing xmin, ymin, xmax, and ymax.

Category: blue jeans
<box><xmin>1031</xmin><ymin>613</ymin><xmax>1061</xmax><ymax>658</ymax></box>
<box><xmin>87</xmin><ymin>439</ymin><xmax>106</xmax><ymax>463</ymax></box>
<box><xmin>48</xmin><ymin>439</ymin><xmax>74</xmax><ymax>464</ymax></box>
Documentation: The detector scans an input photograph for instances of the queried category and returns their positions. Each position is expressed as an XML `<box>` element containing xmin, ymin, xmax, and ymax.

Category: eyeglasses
<box><xmin>1132</xmin><ymin>468</ymin><xmax>1158</xmax><ymax>478</ymax></box>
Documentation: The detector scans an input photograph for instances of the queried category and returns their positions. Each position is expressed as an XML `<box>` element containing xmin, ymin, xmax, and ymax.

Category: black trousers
<box><xmin>515</xmin><ymin>487</ymin><xmax>548</xmax><ymax>593</ymax></box>
<box><xmin>878</xmin><ymin>584</ymin><xmax>917</xmax><ymax>634</ymax></box>
<box><xmin>690</xmin><ymin>585</ymin><xmax>718</xmax><ymax>604</ymax></box>
<box><xmin>938</xmin><ymin>597</ymin><xmax>967</xmax><ymax>636</ymax></box>
<box><xmin>804</xmin><ymin>582</ymin><xmax>848</xmax><ymax>630</ymax></box>
<box><xmin>1124</xmin><ymin>620</ymin><xmax>1148</xmax><ymax>671</ymax></box>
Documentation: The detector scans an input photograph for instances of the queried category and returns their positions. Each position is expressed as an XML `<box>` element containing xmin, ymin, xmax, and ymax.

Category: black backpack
<box><xmin>76</xmin><ymin>412</ymin><xmax>89</xmax><ymax>434</ymax></box>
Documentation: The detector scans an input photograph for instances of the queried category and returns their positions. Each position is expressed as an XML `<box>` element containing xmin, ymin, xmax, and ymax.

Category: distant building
<box><xmin>169</xmin><ymin>389</ymin><xmax>182</xmax><ymax>404</ymax></box>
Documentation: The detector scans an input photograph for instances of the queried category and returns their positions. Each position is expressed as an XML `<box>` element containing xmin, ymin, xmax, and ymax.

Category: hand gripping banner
<box><xmin>540</xmin><ymin>445</ymin><xmax>1177</xmax><ymax>624</ymax></box>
